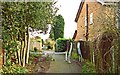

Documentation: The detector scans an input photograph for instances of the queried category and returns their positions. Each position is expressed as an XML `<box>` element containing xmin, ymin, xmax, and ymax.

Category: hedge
<box><xmin>55</xmin><ymin>38</ymin><xmax>72</xmax><ymax>52</ymax></box>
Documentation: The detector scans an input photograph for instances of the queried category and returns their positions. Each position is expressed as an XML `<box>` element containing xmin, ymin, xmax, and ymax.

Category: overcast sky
<box><xmin>55</xmin><ymin>0</ymin><xmax>81</xmax><ymax>39</ymax></box>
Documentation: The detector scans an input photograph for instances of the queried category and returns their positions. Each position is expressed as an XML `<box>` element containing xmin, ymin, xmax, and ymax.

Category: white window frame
<box><xmin>90</xmin><ymin>13</ymin><xmax>93</xmax><ymax>25</ymax></box>
<box><xmin>85</xmin><ymin>16</ymin><xmax>87</xmax><ymax>26</ymax></box>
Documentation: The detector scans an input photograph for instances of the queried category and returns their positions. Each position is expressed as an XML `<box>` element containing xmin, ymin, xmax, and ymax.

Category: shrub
<box><xmin>6</xmin><ymin>59</ymin><xmax>11</xmax><ymax>66</ymax></box>
<box><xmin>82</xmin><ymin>60</ymin><xmax>96</xmax><ymax>73</ymax></box>
<box><xmin>92</xmin><ymin>30</ymin><xmax>117</xmax><ymax>73</ymax></box>
<box><xmin>30</xmin><ymin>53</ymin><xmax>41</xmax><ymax>58</ymax></box>
<box><xmin>34</xmin><ymin>47</ymin><xmax>38</xmax><ymax>52</ymax></box>
<box><xmin>55</xmin><ymin>38</ymin><xmax>72</xmax><ymax>52</ymax></box>
<box><xmin>46</xmin><ymin>41</ymin><xmax>52</xmax><ymax>50</ymax></box>
<box><xmin>72</xmin><ymin>52</ymin><xmax>79</xmax><ymax>60</ymax></box>
<box><xmin>36</xmin><ymin>39</ymin><xmax>41</xmax><ymax>42</ymax></box>
<box><xmin>1</xmin><ymin>65</ymin><xmax>28</xmax><ymax>74</ymax></box>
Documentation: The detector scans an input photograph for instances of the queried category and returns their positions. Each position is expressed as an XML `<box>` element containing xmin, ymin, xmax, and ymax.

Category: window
<box><xmin>90</xmin><ymin>13</ymin><xmax>93</xmax><ymax>25</ymax></box>
<box><xmin>85</xmin><ymin>16</ymin><xmax>87</xmax><ymax>26</ymax></box>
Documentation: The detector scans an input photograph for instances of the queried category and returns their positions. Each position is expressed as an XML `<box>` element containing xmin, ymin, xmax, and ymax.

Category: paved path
<box><xmin>30</xmin><ymin>50</ymin><xmax>82</xmax><ymax>73</ymax></box>
<box><xmin>46</xmin><ymin>54</ymin><xmax>82</xmax><ymax>73</ymax></box>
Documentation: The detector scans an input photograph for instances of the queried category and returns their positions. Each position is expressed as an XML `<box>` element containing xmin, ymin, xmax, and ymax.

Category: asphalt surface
<box><xmin>46</xmin><ymin>54</ymin><xmax>82</xmax><ymax>73</ymax></box>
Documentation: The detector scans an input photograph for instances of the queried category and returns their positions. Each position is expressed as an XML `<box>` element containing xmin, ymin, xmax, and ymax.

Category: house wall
<box><xmin>75</xmin><ymin>1</ymin><xmax>86</xmax><ymax>41</ymax></box>
<box><xmin>75</xmin><ymin>0</ymin><xmax>116</xmax><ymax>41</ymax></box>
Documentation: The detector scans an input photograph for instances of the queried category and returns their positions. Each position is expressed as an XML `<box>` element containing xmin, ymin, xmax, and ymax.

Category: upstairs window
<box><xmin>85</xmin><ymin>16</ymin><xmax>87</xmax><ymax>26</ymax></box>
<box><xmin>90</xmin><ymin>13</ymin><xmax>93</xmax><ymax>25</ymax></box>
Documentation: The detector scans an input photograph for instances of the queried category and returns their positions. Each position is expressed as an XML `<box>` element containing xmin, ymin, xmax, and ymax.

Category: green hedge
<box><xmin>55</xmin><ymin>38</ymin><xmax>72</xmax><ymax>52</ymax></box>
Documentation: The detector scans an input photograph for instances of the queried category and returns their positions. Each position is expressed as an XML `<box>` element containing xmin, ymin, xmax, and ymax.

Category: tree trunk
<box><xmin>22</xmin><ymin>33</ymin><xmax>27</xmax><ymax>67</ymax></box>
<box><xmin>20</xmin><ymin>32</ymin><xmax>24</xmax><ymax>65</ymax></box>
<box><xmin>17</xmin><ymin>41</ymin><xmax>21</xmax><ymax>65</ymax></box>
<box><xmin>26</xmin><ymin>26</ymin><xmax>30</xmax><ymax>64</ymax></box>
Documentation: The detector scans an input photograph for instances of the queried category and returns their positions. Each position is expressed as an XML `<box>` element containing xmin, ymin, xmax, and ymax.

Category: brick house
<box><xmin>74</xmin><ymin>0</ymin><xmax>120</xmax><ymax>41</ymax></box>
<box><xmin>74</xmin><ymin>0</ymin><xmax>120</xmax><ymax>72</ymax></box>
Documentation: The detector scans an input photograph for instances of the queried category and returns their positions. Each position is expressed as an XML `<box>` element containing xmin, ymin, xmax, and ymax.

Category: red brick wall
<box><xmin>75</xmin><ymin>1</ymin><xmax>86</xmax><ymax>41</ymax></box>
<box><xmin>75</xmin><ymin>1</ymin><xmax>115</xmax><ymax>41</ymax></box>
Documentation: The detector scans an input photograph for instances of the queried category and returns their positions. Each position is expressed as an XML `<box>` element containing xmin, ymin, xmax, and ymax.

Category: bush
<box><xmin>82</xmin><ymin>60</ymin><xmax>96</xmax><ymax>73</ymax></box>
<box><xmin>1</xmin><ymin>65</ymin><xmax>28</xmax><ymax>74</ymax></box>
<box><xmin>92</xmin><ymin>30</ymin><xmax>116</xmax><ymax>73</ymax></box>
<box><xmin>46</xmin><ymin>41</ymin><xmax>53</xmax><ymax>50</ymax></box>
<box><xmin>72</xmin><ymin>52</ymin><xmax>79</xmax><ymax>60</ymax></box>
<box><xmin>36</xmin><ymin>39</ymin><xmax>42</xmax><ymax>42</ymax></box>
<box><xmin>30</xmin><ymin>53</ymin><xmax>41</xmax><ymax>58</ymax></box>
<box><xmin>34</xmin><ymin>47</ymin><xmax>38</xmax><ymax>52</ymax></box>
<box><xmin>55</xmin><ymin>38</ymin><xmax>72</xmax><ymax>52</ymax></box>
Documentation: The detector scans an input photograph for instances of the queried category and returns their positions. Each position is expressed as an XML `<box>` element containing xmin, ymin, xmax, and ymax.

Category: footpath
<box><xmin>46</xmin><ymin>53</ymin><xmax>82</xmax><ymax>73</ymax></box>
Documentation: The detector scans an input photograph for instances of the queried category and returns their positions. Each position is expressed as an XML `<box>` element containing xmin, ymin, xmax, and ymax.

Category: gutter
<box><xmin>75</xmin><ymin>0</ymin><xmax>85</xmax><ymax>22</ymax></box>
<box><xmin>97</xmin><ymin>0</ymin><xmax>117</xmax><ymax>6</ymax></box>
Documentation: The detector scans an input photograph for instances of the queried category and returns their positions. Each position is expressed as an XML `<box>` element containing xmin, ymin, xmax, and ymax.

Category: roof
<box><xmin>75</xmin><ymin>0</ymin><xmax>120</xmax><ymax>22</ymax></box>
<box><xmin>72</xmin><ymin>30</ymin><xmax>77</xmax><ymax>40</ymax></box>
<box><xmin>102</xmin><ymin>0</ymin><xmax>120</xmax><ymax>3</ymax></box>
<box><xmin>75</xmin><ymin>0</ymin><xmax>85</xmax><ymax>22</ymax></box>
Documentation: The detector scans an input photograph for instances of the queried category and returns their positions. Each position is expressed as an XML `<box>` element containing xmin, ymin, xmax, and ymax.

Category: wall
<box><xmin>75</xmin><ymin>0</ymin><xmax>116</xmax><ymax>41</ymax></box>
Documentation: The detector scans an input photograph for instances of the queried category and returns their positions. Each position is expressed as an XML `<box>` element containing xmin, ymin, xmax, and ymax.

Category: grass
<box><xmin>82</xmin><ymin>60</ymin><xmax>96</xmax><ymax>73</ymax></box>
<box><xmin>72</xmin><ymin>52</ymin><xmax>79</xmax><ymax>60</ymax></box>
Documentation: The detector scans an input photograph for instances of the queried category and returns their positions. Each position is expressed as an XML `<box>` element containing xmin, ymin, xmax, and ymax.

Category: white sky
<box><xmin>55</xmin><ymin>0</ymin><xmax>81</xmax><ymax>39</ymax></box>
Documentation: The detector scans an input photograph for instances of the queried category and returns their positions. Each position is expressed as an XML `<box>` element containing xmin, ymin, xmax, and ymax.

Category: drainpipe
<box><xmin>86</xmin><ymin>4</ymin><xmax>89</xmax><ymax>41</ymax></box>
<box><xmin>97</xmin><ymin>0</ymin><xmax>118</xmax><ymax>6</ymax></box>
